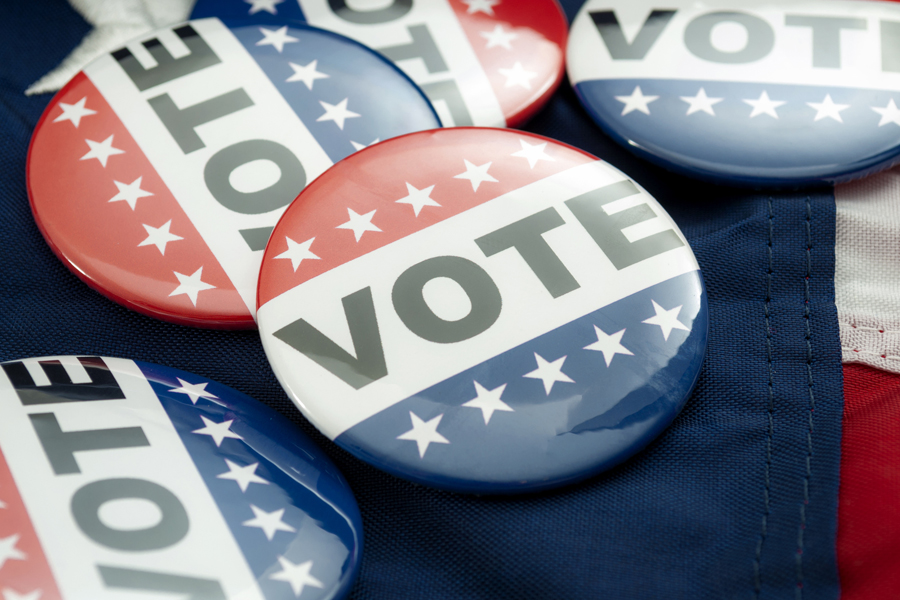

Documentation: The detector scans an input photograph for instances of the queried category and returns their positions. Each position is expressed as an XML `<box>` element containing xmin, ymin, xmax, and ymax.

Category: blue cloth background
<box><xmin>0</xmin><ymin>2</ymin><xmax>844</xmax><ymax>598</ymax></box>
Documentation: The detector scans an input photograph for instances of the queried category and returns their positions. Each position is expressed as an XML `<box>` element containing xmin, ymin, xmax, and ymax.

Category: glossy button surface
<box><xmin>568</xmin><ymin>0</ymin><xmax>900</xmax><ymax>186</ymax></box>
<box><xmin>27</xmin><ymin>18</ymin><xmax>440</xmax><ymax>328</ymax></box>
<box><xmin>0</xmin><ymin>356</ymin><xmax>362</xmax><ymax>600</ymax></box>
<box><xmin>191</xmin><ymin>0</ymin><xmax>568</xmax><ymax>128</ymax></box>
<box><xmin>257</xmin><ymin>128</ymin><xmax>708</xmax><ymax>494</ymax></box>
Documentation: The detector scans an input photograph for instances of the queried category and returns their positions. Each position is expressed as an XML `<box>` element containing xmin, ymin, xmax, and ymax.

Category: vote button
<box><xmin>257</xmin><ymin>128</ymin><xmax>709</xmax><ymax>493</ymax></box>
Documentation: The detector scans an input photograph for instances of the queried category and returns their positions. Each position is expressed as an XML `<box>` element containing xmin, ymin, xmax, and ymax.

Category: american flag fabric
<box><xmin>27</xmin><ymin>18</ymin><xmax>440</xmax><ymax>328</ymax></box>
<box><xmin>257</xmin><ymin>128</ymin><xmax>706</xmax><ymax>492</ymax></box>
<box><xmin>191</xmin><ymin>0</ymin><xmax>568</xmax><ymax>128</ymax></box>
<box><xmin>0</xmin><ymin>356</ymin><xmax>361</xmax><ymax>600</ymax></box>
<box><xmin>567</xmin><ymin>0</ymin><xmax>900</xmax><ymax>185</ymax></box>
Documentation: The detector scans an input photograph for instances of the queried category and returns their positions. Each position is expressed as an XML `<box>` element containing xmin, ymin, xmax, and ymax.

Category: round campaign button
<box><xmin>568</xmin><ymin>0</ymin><xmax>900</xmax><ymax>186</ymax></box>
<box><xmin>257</xmin><ymin>128</ymin><xmax>708</xmax><ymax>493</ymax></box>
<box><xmin>191</xmin><ymin>0</ymin><xmax>568</xmax><ymax>128</ymax></box>
<box><xmin>27</xmin><ymin>18</ymin><xmax>441</xmax><ymax>329</ymax></box>
<box><xmin>0</xmin><ymin>356</ymin><xmax>362</xmax><ymax>600</ymax></box>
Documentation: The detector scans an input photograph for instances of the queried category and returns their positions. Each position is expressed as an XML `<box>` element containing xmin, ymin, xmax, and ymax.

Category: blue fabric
<box><xmin>0</xmin><ymin>1</ymin><xmax>844</xmax><ymax>598</ymax></box>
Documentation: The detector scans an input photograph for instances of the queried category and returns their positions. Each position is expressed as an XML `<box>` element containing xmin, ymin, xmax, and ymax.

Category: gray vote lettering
<box><xmin>329</xmin><ymin>0</ymin><xmax>413</xmax><ymax>24</ymax></box>
<box><xmin>378</xmin><ymin>24</ymin><xmax>448</xmax><ymax>74</ymax></box>
<box><xmin>273</xmin><ymin>287</ymin><xmax>388</xmax><ymax>390</ymax></box>
<box><xmin>149</xmin><ymin>88</ymin><xmax>254</xmax><ymax>154</ymax></box>
<box><xmin>882</xmin><ymin>20</ymin><xmax>900</xmax><ymax>73</ymax></box>
<box><xmin>419</xmin><ymin>79</ymin><xmax>472</xmax><ymax>126</ymax></box>
<box><xmin>2</xmin><ymin>357</ymin><xmax>126</xmax><ymax>406</ymax></box>
<box><xmin>99</xmin><ymin>566</ymin><xmax>226</xmax><ymax>600</ymax></box>
<box><xmin>684</xmin><ymin>11</ymin><xmax>775</xmax><ymax>64</ymax></box>
<box><xmin>590</xmin><ymin>10</ymin><xmax>677</xmax><ymax>60</ymax></box>
<box><xmin>784</xmin><ymin>15</ymin><xmax>866</xmax><ymax>68</ymax></box>
<box><xmin>565</xmin><ymin>180</ymin><xmax>684</xmax><ymax>270</ymax></box>
<box><xmin>29</xmin><ymin>412</ymin><xmax>149</xmax><ymax>476</ymax></box>
<box><xmin>113</xmin><ymin>24</ymin><xmax>221</xmax><ymax>92</ymax></box>
<box><xmin>476</xmin><ymin>207</ymin><xmax>579</xmax><ymax>299</ymax></box>
<box><xmin>72</xmin><ymin>478</ymin><xmax>188</xmax><ymax>551</ymax></box>
<box><xmin>204</xmin><ymin>139</ymin><xmax>306</xmax><ymax>215</ymax></box>
<box><xmin>392</xmin><ymin>256</ymin><xmax>502</xmax><ymax>344</ymax></box>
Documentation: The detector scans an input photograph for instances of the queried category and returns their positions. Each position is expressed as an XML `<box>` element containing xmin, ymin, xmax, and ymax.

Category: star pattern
<box><xmin>108</xmin><ymin>176</ymin><xmax>153</xmax><ymax>210</ymax></box>
<box><xmin>524</xmin><ymin>353</ymin><xmax>574</xmax><ymax>395</ymax></box>
<box><xmin>643</xmin><ymin>300</ymin><xmax>690</xmax><ymax>341</ymax></box>
<box><xmin>498</xmin><ymin>62</ymin><xmax>538</xmax><ymax>90</ymax></box>
<box><xmin>807</xmin><ymin>94</ymin><xmax>850</xmax><ymax>123</ymax></box>
<box><xmin>511</xmin><ymin>139</ymin><xmax>554</xmax><ymax>169</ymax></box>
<box><xmin>243</xmin><ymin>505</ymin><xmax>296</xmax><ymax>541</ymax></box>
<box><xmin>192</xmin><ymin>416</ymin><xmax>243</xmax><ymax>447</ymax></box>
<box><xmin>680</xmin><ymin>88</ymin><xmax>723</xmax><ymax>116</ymax></box>
<box><xmin>481</xmin><ymin>25</ymin><xmax>518</xmax><ymax>50</ymax></box>
<box><xmin>616</xmin><ymin>86</ymin><xmax>659</xmax><ymax>116</ymax></box>
<box><xmin>462</xmin><ymin>0</ymin><xmax>500</xmax><ymax>15</ymax></box>
<box><xmin>169</xmin><ymin>377</ymin><xmax>219</xmax><ymax>405</ymax></box>
<box><xmin>246</xmin><ymin>0</ymin><xmax>284</xmax><ymax>15</ymax></box>
<box><xmin>0</xmin><ymin>535</ymin><xmax>26</xmax><ymax>570</ymax></box>
<box><xmin>270</xmin><ymin>557</ymin><xmax>324</xmax><ymax>596</ymax></box>
<box><xmin>397</xmin><ymin>412</ymin><xmax>450</xmax><ymax>458</ymax></box>
<box><xmin>217</xmin><ymin>459</ymin><xmax>269</xmax><ymax>493</ymax></box>
<box><xmin>257</xmin><ymin>26</ymin><xmax>298</xmax><ymax>53</ymax></box>
<box><xmin>584</xmin><ymin>326</ymin><xmax>633</xmax><ymax>367</ymax></box>
<box><xmin>169</xmin><ymin>267</ymin><xmax>216</xmax><ymax>307</ymax></box>
<box><xmin>286</xmin><ymin>60</ymin><xmax>329</xmax><ymax>90</ymax></box>
<box><xmin>138</xmin><ymin>220</ymin><xmax>182</xmax><ymax>255</ymax></box>
<box><xmin>743</xmin><ymin>90</ymin><xmax>786</xmax><ymax>119</ymax></box>
<box><xmin>81</xmin><ymin>135</ymin><xmax>124</xmax><ymax>167</ymax></box>
<box><xmin>873</xmin><ymin>99</ymin><xmax>900</xmax><ymax>127</ymax></box>
<box><xmin>454</xmin><ymin>160</ymin><xmax>498</xmax><ymax>192</ymax></box>
<box><xmin>54</xmin><ymin>97</ymin><xmax>96</xmax><ymax>128</ymax></box>
<box><xmin>337</xmin><ymin>208</ymin><xmax>381</xmax><ymax>242</ymax></box>
<box><xmin>275</xmin><ymin>236</ymin><xmax>320</xmax><ymax>271</ymax></box>
<box><xmin>396</xmin><ymin>183</ymin><xmax>440</xmax><ymax>217</ymax></box>
<box><xmin>317</xmin><ymin>98</ymin><xmax>360</xmax><ymax>130</ymax></box>
<box><xmin>462</xmin><ymin>382</ymin><xmax>513</xmax><ymax>424</ymax></box>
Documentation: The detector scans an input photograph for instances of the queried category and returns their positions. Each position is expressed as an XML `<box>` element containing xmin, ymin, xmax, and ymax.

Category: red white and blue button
<box><xmin>568</xmin><ymin>0</ymin><xmax>900</xmax><ymax>186</ymax></box>
<box><xmin>0</xmin><ymin>356</ymin><xmax>362</xmax><ymax>600</ymax></box>
<box><xmin>27</xmin><ymin>18</ymin><xmax>440</xmax><ymax>328</ymax></box>
<box><xmin>191</xmin><ymin>0</ymin><xmax>568</xmax><ymax>127</ymax></box>
<box><xmin>257</xmin><ymin>128</ymin><xmax>709</xmax><ymax>493</ymax></box>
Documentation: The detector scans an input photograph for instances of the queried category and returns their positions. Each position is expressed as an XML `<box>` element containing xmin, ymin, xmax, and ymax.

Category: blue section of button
<box><xmin>193</xmin><ymin>0</ymin><xmax>307</xmax><ymax>23</ymax></box>
<box><xmin>574</xmin><ymin>78</ymin><xmax>900</xmax><ymax>186</ymax></box>
<box><xmin>225</xmin><ymin>21</ymin><xmax>441</xmax><ymax>164</ymax></box>
<box><xmin>334</xmin><ymin>271</ymin><xmax>708</xmax><ymax>494</ymax></box>
<box><xmin>137</xmin><ymin>361</ymin><xmax>362</xmax><ymax>600</ymax></box>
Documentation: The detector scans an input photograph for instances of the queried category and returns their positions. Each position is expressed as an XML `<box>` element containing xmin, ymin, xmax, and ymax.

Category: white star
<box><xmin>81</xmin><ymin>135</ymin><xmax>124</xmax><ymax>167</ymax></box>
<box><xmin>462</xmin><ymin>0</ymin><xmax>500</xmax><ymax>15</ymax></box>
<box><xmin>217</xmin><ymin>459</ymin><xmax>269</xmax><ymax>492</ymax></box>
<box><xmin>351</xmin><ymin>138</ymin><xmax>380</xmax><ymax>152</ymax></box>
<box><xmin>285</xmin><ymin>60</ymin><xmax>329</xmax><ymax>89</ymax></box>
<box><xmin>480</xmin><ymin>24</ymin><xmax>518</xmax><ymax>50</ymax></box>
<box><xmin>462</xmin><ymin>382</ymin><xmax>513</xmax><ymax>425</ymax></box>
<box><xmin>270</xmin><ymin>557</ymin><xmax>324</xmax><ymax>597</ymax></box>
<box><xmin>336</xmin><ymin>208</ymin><xmax>381</xmax><ymax>242</ymax></box>
<box><xmin>243</xmin><ymin>505</ymin><xmax>296</xmax><ymax>541</ymax></box>
<box><xmin>317</xmin><ymin>98</ymin><xmax>360</xmax><ymax>130</ymax></box>
<box><xmin>524</xmin><ymin>353</ymin><xmax>574</xmax><ymax>395</ymax></box>
<box><xmin>53</xmin><ymin>97</ymin><xmax>96</xmax><ymax>127</ymax></box>
<box><xmin>615</xmin><ymin>86</ymin><xmax>659</xmax><ymax>116</ymax></box>
<box><xmin>498</xmin><ymin>62</ymin><xmax>538</xmax><ymax>90</ymax></box>
<box><xmin>2</xmin><ymin>589</ymin><xmax>42</xmax><ymax>600</ymax></box>
<box><xmin>511</xmin><ymin>139</ymin><xmax>555</xmax><ymax>169</ymax></box>
<box><xmin>138</xmin><ymin>220</ymin><xmax>182</xmax><ymax>255</ymax></box>
<box><xmin>256</xmin><ymin>26</ymin><xmax>298</xmax><ymax>53</ymax></box>
<box><xmin>246</xmin><ymin>0</ymin><xmax>284</xmax><ymax>15</ymax></box>
<box><xmin>454</xmin><ymin>160</ymin><xmax>498</xmax><ymax>192</ymax></box>
<box><xmin>743</xmin><ymin>91</ymin><xmax>786</xmax><ymax>119</ymax></box>
<box><xmin>643</xmin><ymin>300</ymin><xmax>690</xmax><ymax>341</ymax></box>
<box><xmin>397</xmin><ymin>412</ymin><xmax>450</xmax><ymax>458</ymax></box>
<box><xmin>169</xmin><ymin>267</ymin><xmax>216</xmax><ymax>307</ymax></box>
<box><xmin>169</xmin><ymin>377</ymin><xmax>219</xmax><ymax>405</ymax></box>
<box><xmin>0</xmin><ymin>535</ymin><xmax>26</xmax><ymax>570</ymax></box>
<box><xmin>873</xmin><ymin>99</ymin><xmax>900</xmax><ymax>127</ymax></box>
<box><xmin>192</xmin><ymin>416</ymin><xmax>243</xmax><ymax>447</ymax></box>
<box><xmin>680</xmin><ymin>88</ymin><xmax>723</xmax><ymax>116</ymax></box>
<box><xmin>275</xmin><ymin>236</ymin><xmax>320</xmax><ymax>271</ymax></box>
<box><xmin>108</xmin><ymin>176</ymin><xmax>153</xmax><ymax>210</ymax></box>
<box><xmin>396</xmin><ymin>183</ymin><xmax>440</xmax><ymax>216</ymax></box>
<box><xmin>807</xmin><ymin>94</ymin><xmax>850</xmax><ymax>123</ymax></box>
<box><xmin>584</xmin><ymin>326</ymin><xmax>634</xmax><ymax>367</ymax></box>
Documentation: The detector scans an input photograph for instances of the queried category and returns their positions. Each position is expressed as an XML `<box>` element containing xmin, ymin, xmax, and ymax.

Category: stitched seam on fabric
<box><xmin>796</xmin><ymin>196</ymin><xmax>815</xmax><ymax>599</ymax></box>
<box><xmin>838</xmin><ymin>323</ymin><xmax>899</xmax><ymax>334</ymax></box>
<box><xmin>841</xmin><ymin>348</ymin><xmax>900</xmax><ymax>359</ymax></box>
<box><xmin>754</xmin><ymin>197</ymin><xmax>775</xmax><ymax>598</ymax></box>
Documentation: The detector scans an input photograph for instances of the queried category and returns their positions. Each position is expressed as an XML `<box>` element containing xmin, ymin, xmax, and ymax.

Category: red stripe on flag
<box><xmin>27</xmin><ymin>72</ymin><xmax>252</xmax><ymax>328</ymax></box>
<box><xmin>837</xmin><ymin>363</ymin><xmax>900</xmax><ymax>599</ymax></box>
<box><xmin>448</xmin><ymin>0</ymin><xmax>567</xmax><ymax>127</ymax></box>
<box><xmin>0</xmin><ymin>445</ymin><xmax>62</xmax><ymax>600</ymax></box>
<box><xmin>258</xmin><ymin>128</ymin><xmax>595</xmax><ymax>307</ymax></box>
